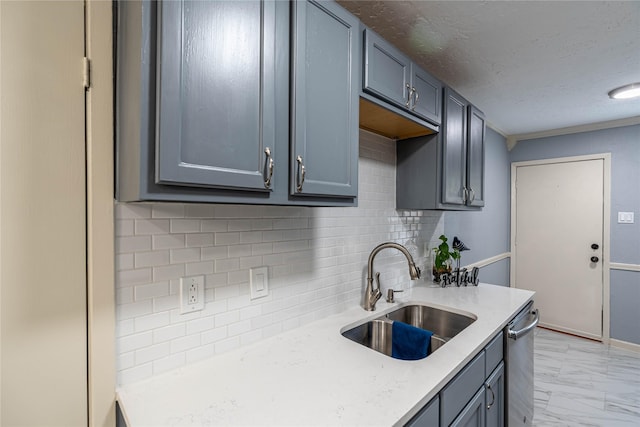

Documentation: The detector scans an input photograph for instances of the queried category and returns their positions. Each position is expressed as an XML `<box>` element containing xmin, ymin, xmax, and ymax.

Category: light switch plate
<box><xmin>618</xmin><ymin>212</ymin><xmax>634</xmax><ymax>224</ymax></box>
<box><xmin>250</xmin><ymin>266</ymin><xmax>269</xmax><ymax>300</ymax></box>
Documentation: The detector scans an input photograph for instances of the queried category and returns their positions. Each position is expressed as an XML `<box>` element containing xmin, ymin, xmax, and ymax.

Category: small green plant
<box><xmin>432</xmin><ymin>234</ymin><xmax>460</xmax><ymax>281</ymax></box>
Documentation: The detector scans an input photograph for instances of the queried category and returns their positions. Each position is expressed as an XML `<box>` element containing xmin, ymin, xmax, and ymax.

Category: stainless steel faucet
<box><xmin>364</xmin><ymin>242</ymin><xmax>422</xmax><ymax>311</ymax></box>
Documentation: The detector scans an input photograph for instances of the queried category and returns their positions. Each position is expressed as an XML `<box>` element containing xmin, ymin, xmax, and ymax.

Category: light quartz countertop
<box><xmin>117</xmin><ymin>283</ymin><xmax>534</xmax><ymax>426</ymax></box>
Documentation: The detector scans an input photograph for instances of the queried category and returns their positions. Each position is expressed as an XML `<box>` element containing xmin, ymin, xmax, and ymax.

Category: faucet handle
<box><xmin>375</xmin><ymin>272</ymin><xmax>381</xmax><ymax>290</ymax></box>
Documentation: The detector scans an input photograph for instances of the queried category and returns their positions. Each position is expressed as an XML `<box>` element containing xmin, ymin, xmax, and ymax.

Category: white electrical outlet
<box><xmin>180</xmin><ymin>275</ymin><xmax>205</xmax><ymax>314</ymax></box>
<box><xmin>250</xmin><ymin>266</ymin><xmax>269</xmax><ymax>300</ymax></box>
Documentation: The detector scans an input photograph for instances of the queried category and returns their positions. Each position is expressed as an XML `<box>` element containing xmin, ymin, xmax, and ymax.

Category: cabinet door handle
<box><xmin>486</xmin><ymin>383</ymin><xmax>495</xmax><ymax>410</ymax></box>
<box><xmin>468</xmin><ymin>188</ymin><xmax>475</xmax><ymax>204</ymax></box>
<box><xmin>412</xmin><ymin>88</ymin><xmax>418</xmax><ymax>110</ymax></box>
<box><xmin>405</xmin><ymin>84</ymin><xmax>413</xmax><ymax>108</ymax></box>
<box><xmin>263</xmin><ymin>147</ymin><xmax>274</xmax><ymax>189</ymax></box>
<box><xmin>296</xmin><ymin>155</ymin><xmax>306</xmax><ymax>193</ymax></box>
<box><xmin>462</xmin><ymin>187</ymin><xmax>468</xmax><ymax>203</ymax></box>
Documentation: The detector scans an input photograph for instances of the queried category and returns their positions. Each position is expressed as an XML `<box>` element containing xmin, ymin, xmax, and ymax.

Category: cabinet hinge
<box><xmin>83</xmin><ymin>57</ymin><xmax>91</xmax><ymax>90</ymax></box>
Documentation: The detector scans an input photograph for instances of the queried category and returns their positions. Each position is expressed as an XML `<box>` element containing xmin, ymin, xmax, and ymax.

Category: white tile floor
<box><xmin>533</xmin><ymin>328</ymin><xmax>640</xmax><ymax>426</ymax></box>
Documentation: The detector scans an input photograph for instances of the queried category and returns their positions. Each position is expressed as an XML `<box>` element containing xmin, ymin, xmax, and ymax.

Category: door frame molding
<box><xmin>510</xmin><ymin>153</ymin><xmax>611</xmax><ymax>342</ymax></box>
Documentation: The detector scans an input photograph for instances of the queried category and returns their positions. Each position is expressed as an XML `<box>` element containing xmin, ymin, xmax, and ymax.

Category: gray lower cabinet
<box><xmin>485</xmin><ymin>363</ymin><xmax>505</xmax><ymax>427</ymax></box>
<box><xmin>290</xmin><ymin>0</ymin><xmax>359</xmax><ymax>198</ymax></box>
<box><xmin>451</xmin><ymin>388</ymin><xmax>486</xmax><ymax>427</ymax></box>
<box><xmin>116</xmin><ymin>0</ymin><xmax>358</xmax><ymax>206</ymax></box>
<box><xmin>363</xmin><ymin>28</ymin><xmax>441</xmax><ymax>126</ymax></box>
<box><xmin>406</xmin><ymin>396</ymin><xmax>439</xmax><ymax>427</ymax></box>
<box><xmin>404</xmin><ymin>331</ymin><xmax>504</xmax><ymax>427</ymax></box>
<box><xmin>396</xmin><ymin>88</ymin><xmax>485</xmax><ymax>210</ymax></box>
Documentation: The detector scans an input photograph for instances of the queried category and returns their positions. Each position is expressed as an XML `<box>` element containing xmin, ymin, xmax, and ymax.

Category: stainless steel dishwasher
<box><xmin>505</xmin><ymin>301</ymin><xmax>540</xmax><ymax>427</ymax></box>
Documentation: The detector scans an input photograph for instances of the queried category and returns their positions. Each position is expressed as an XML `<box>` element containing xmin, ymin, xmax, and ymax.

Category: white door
<box><xmin>513</xmin><ymin>157</ymin><xmax>607</xmax><ymax>340</ymax></box>
<box><xmin>1</xmin><ymin>1</ymin><xmax>87</xmax><ymax>424</ymax></box>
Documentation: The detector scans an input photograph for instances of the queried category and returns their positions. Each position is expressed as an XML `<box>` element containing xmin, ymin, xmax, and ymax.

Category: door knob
<box><xmin>591</xmin><ymin>243</ymin><xmax>599</xmax><ymax>250</ymax></box>
<box><xmin>590</xmin><ymin>256</ymin><xmax>599</xmax><ymax>263</ymax></box>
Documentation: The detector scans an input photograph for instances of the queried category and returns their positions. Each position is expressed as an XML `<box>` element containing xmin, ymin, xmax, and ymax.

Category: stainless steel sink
<box><xmin>341</xmin><ymin>304</ymin><xmax>476</xmax><ymax>359</ymax></box>
<box><xmin>384</xmin><ymin>304</ymin><xmax>476</xmax><ymax>340</ymax></box>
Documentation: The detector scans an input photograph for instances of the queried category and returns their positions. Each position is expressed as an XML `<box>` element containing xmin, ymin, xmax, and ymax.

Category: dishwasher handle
<box><xmin>507</xmin><ymin>308</ymin><xmax>539</xmax><ymax>340</ymax></box>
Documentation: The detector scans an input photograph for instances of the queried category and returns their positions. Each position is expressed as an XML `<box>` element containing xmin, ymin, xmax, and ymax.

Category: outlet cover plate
<box><xmin>180</xmin><ymin>275</ymin><xmax>205</xmax><ymax>314</ymax></box>
<box><xmin>250</xmin><ymin>266</ymin><xmax>269</xmax><ymax>300</ymax></box>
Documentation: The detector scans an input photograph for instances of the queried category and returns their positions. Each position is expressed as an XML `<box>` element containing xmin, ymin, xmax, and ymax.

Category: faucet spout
<box><xmin>363</xmin><ymin>242</ymin><xmax>421</xmax><ymax>311</ymax></box>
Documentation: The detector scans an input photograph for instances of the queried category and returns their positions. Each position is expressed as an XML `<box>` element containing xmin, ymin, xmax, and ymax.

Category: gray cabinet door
<box><xmin>363</xmin><ymin>29</ymin><xmax>412</xmax><ymax>109</ymax></box>
<box><xmin>442</xmin><ymin>87</ymin><xmax>469</xmax><ymax>205</ymax></box>
<box><xmin>405</xmin><ymin>396</ymin><xmax>439</xmax><ymax>427</ymax></box>
<box><xmin>291</xmin><ymin>0</ymin><xmax>359</xmax><ymax>198</ymax></box>
<box><xmin>156</xmin><ymin>0</ymin><xmax>276</xmax><ymax>192</ymax></box>
<box><xmin>411</xmin><ymin>65</ymin><xmax>442</xmax><ymax>125</ymax></box>
<box><xmin>451</xmin><ymin>388</ymin><xmax>486</xmax><ymax>427</ymax></box>
<box><xmin>485</xmin><ymin>362</ymin><xmax>505</xmax><ymax>427</ymax></box>
<box><xmin>466</xmin><ymin>105</ymin><xmax>485</xmax><ymax>207</ymax></box>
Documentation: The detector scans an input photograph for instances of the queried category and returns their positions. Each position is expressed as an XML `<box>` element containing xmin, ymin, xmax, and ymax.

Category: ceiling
<box><xmin>338</xmin><ymin>1</ymin><xmax>640</xmax><ymax>139</ymax></box>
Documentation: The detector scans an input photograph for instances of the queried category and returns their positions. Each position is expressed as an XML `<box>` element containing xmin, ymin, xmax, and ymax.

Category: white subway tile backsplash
<box><xmin>118</xmin><ymin>363</ymin><xmax>153</xmax><ymax>385</ymax></box>
<box><xmin>153</xmin><ymin>234</ymin><xmax>186</xmax><ymax>250</ymax></box>
<box><xmin>134</xmin><ymin>281</ymin><xmax>169</xmax><ymax>301</ymax></box>
<box><xmin>186</xmin><ymin>261</ymin><xmax>214</xmax><ymax>276</ymax></box>
<box><xmin>153</xmin><ymin>353</ymin><xmax>186</xmax><ymax>375</ymax></box>
<box><xmin>170</xmin><ymin>219</ymin><xmax>201</xmax><ymax>234</ymax></box>
<box><xmin>186</xmin><ymin>316</ymin><xmax>215</xmax><ymax>335</ymax></box>
<box><xmin>116</xmin><ymin>219</ymin><xmax>134</xmax><ymax>236</ymax></box>
<box><xmin>170</xmin><ymin>334</ymin><xmax>201</xmax><ymax>353</ymax></box>
<box><xmin>135</xmin><ymin>342</ymin><xmax>170</xmax><ymax>365</ymax></box>
<box><xmin>186</xmin><ymin>344</ymin><xmax>214</xmax><ymax>364</ymax></box>
<box><xmin>200</xmin><ymin>327</ymin><xmax>227</xmax><ymax>345</ymax></box>
<box><xmin>134</xmin><ymin>312</ymin><xmax>171</xmax><ymax>333</ymax></box>
<box><xmin>184</xmin><ymin>204</ymin><xmax>215</xmax><ymax>218</ymax></box>
<box><xmin>152</xmin><ymin>204</ymin><xmax>185</xmax><ymax>218</ymax></box>
<box><xmin>118</xmin><ymin>331</ymin><xmax>153</xmax><ymax>353</ymax></box>
<box><xmin>134</xmin><ymin>250</ymin><xmax>170</xmax><ymax>268</ymax></box>
<box><xmin>135</xmin><ymin>219</ymin><xmax>170</xmax><ymax>235</ymax></box>
<box><xmin>153</xmin><ymin>323</ymin><xmax>186</xmax><ymax>344</ymax></box>
<box><xmin>115</xmin><ymin>131</ymin><xmax>444</xmax><ymax>385</ymax></box>
<box><xmin>116</xmin><ymin>236</ymin><xmax>152</xmax><ymax>253</ymax></box>
<box><xmin>170</xmin><ymin>247</ymin><xmax>201</xmax><ymax>264</ymax></box>
<box><xmin>116</xmin><ymin>204</ymin><xmax>152</xmax><ymax>219</ymax></box>
<box><xmin>152</xmin><ymin>264</ymin><xmax>185</xmax><ymax>282</ymax></box>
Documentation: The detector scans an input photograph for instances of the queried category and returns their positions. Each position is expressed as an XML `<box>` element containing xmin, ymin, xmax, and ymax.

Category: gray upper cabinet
<box><xmin>291</xmin><ymin>0</ymin><xmax>359</xmax><ymax>198</ymax></box>
<box><xmin>363</xmin><ymin>28</ymin><xmax>441</xmax><ymax>126</ymax></box>
<box><xmin>442</xmin><ymin>87</ymin><xmax>469</xmax><ymax>205</ymax></box>
<box><xmin>363</xmin><ymin>29</ymin><xmax>412</xmax><ymax>109</ymax></box>
<box><xmin>442</xmin><ymin>88</ymin><xmax>486</xmax><ymax>208</ymax></box>
<box><xmin>411</xmin><ymin>66</ymin><xmax>442</xmax><ymax>125</ymax></box>
<box><xmin>467</xmin><ymin>105</ymin><xmax>486</xmax><ymax>207</ymax></box>
<box><xmin>116</xmin><ymin>0</ymin><xmax>359</xmax><ymax>206</ymax></box>
<box><xmin>396</xmin><ymin>87</ymin><xmax>485</xmax><ymax>211</ymax></box>
<box><xmin>156</xmin><ymin>0</ymin><xmax>276</xmax><ymax>192</ymax></box>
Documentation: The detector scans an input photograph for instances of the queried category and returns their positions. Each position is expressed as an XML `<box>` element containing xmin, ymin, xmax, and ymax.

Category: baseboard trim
<box><xmin>610</xmin><ymin>338</ymin><xmax>640</xmax><ymax>353</ymax></box>
<box><xmin>464</xmin><ymin>252</ymin><xmax>511</xmax><ymax>269</ymax></box>
<box><xmin>610</xmin><ymin>262</ymin><xmax>640</xmax><ymax>272</ymax></box>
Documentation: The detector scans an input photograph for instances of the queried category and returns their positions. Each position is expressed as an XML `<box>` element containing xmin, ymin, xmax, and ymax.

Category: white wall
<box><xmin>115</xmin><ymin>130</ymin><xmax>444</xmax><ymax>385</ymax></box>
